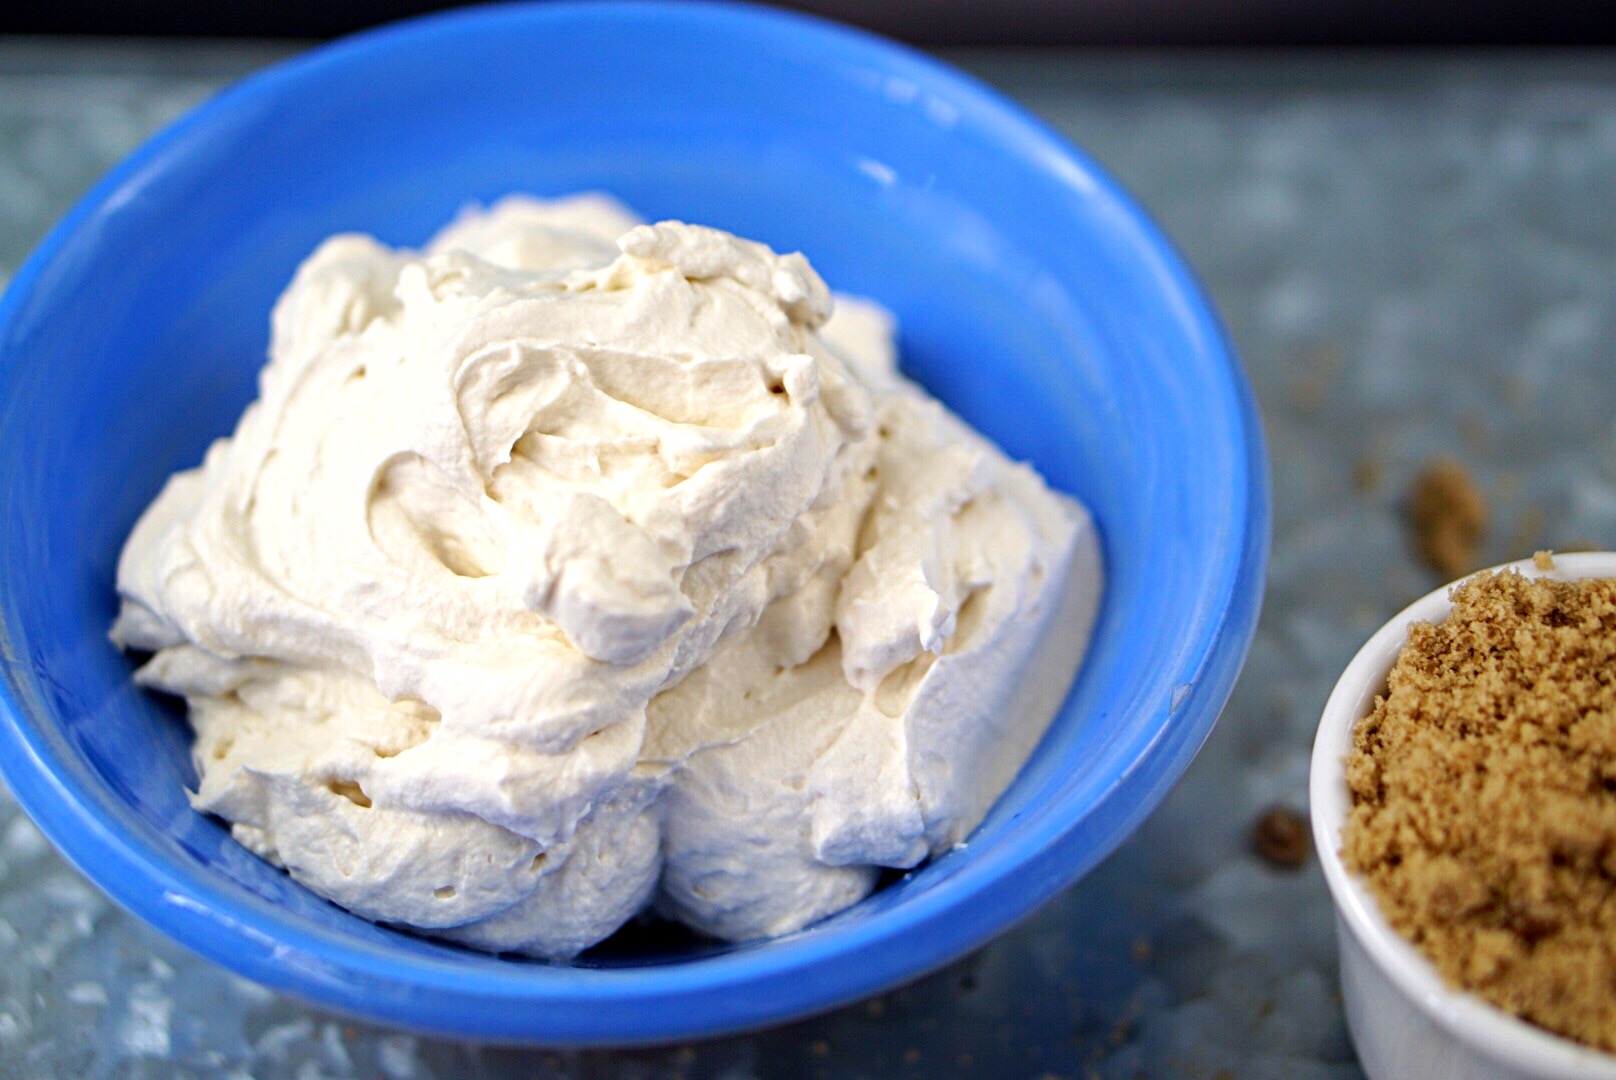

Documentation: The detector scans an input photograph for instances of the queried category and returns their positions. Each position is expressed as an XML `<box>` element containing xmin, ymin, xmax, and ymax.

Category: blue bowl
<box><xmin>0</xmin><ymin>0</ymin><xmax>1267</xmax><ymax>1044</ymax></box>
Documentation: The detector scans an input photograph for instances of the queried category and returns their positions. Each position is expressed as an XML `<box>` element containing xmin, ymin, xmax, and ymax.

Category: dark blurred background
<box><xmin>1</xmin><ymin>0</ymin><xmax>1610</xmax><ymax>45</ymax></box>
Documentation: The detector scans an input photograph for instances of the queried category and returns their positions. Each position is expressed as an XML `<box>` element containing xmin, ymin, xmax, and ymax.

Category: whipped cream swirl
<box><xmin>112</xmin><ymin>194</ymin><xmax>1102</xmax><ymax>955</ymax></box>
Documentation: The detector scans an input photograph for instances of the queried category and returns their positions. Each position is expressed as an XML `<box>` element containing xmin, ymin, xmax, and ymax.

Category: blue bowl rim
<box><xmin>0</xmin><ymin>0</ymin><xmax>1271</xmax><ymax>1044</ymax></box>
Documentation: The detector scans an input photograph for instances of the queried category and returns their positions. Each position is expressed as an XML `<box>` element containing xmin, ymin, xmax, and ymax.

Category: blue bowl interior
<box><xmin>0</xmin><ymin>1</ymin><xmax>1265</xmax><ymax>1041</ymax></box>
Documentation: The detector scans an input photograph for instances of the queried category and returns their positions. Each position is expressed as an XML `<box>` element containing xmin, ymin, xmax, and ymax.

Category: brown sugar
<box><xmin>1407</xmin><ymin>456</ymin><xmax>1488</xmax><ymax>577</ymax></box>
<box><xmin>1252</xmin><ymin>805</ymin><xmax>1310</xmax><ymax>869</ymax></box>
<box><xmin>1343</xmin><ymin>563</ymin><xmax>1616</xmax><ymax>1050</ymax></box>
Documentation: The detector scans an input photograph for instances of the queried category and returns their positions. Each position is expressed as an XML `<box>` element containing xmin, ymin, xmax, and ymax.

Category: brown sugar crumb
<box><xmin>1353</xmin><ymin>455</ymin><xmax>1382</xmax><ymax>494</ymax></box>
<box><xmin>1407</xmin><ymin>456</ymin><xmax>1488</xmax><ymax>577</ymax></box>
<box><xmin>1288</xmin><ymin>341</ymin><xmax>1343</xmax><ymax>415</ymax></box>
<box><xmin>1342</xmin><ymin>569</ymin><xmax>1616</xmax><ymax>1050</ymax></box>
<box><xmin>1252</xmin><ymin>805</ymin><xmax>1311</xmax><ymax>868</ymax></box>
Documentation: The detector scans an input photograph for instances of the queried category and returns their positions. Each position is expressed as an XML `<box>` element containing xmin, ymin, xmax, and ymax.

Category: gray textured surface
<box><xmin>4</xmin><ymin>39</ymin><xmax>1616</xmax><ymax>1079</ymax></box>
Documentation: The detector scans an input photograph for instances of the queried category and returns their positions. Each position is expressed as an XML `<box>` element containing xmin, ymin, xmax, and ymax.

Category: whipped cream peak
<box><xmin>112</xmin><ymin>193</ymin><xmax>1102</xmax><ymax>956</ymax></box>
<box><xmin>613</xmin><ymin>220</ymin><xmax>833</xmax><ymax>330</ymax></box>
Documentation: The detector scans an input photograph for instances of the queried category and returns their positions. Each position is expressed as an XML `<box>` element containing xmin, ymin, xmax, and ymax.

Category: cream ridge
<box><xmin>111</xmin><ymin>193</ymin><xmax>1103</xmax><ymax>956</ymax></box>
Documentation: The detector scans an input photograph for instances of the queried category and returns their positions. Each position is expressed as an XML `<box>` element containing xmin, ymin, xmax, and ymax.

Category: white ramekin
<box><xmin>1311</xmin><ymin>552</ymin><xmax>1616</xmax><ymax>1080</ymax></box>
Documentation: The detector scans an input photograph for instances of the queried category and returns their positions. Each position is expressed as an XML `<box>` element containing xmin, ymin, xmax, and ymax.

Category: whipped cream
<box><xmin>112</xmin><ymin>194</ymin><xmax>1103</xmax><ymax>955</ymax></box>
